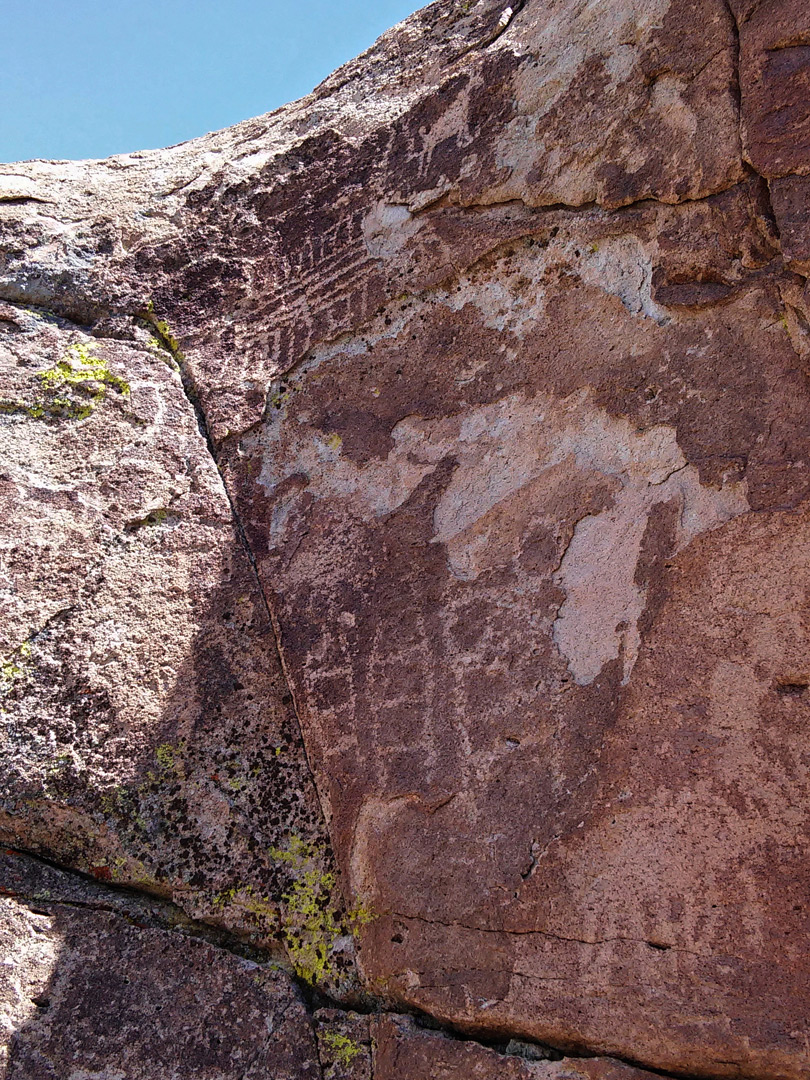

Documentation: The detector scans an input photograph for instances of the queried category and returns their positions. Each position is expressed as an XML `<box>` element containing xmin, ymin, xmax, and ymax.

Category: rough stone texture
<box><xmin>1</xmin><ymin>0</ymin><xmax>810</xmax><ymax>1078</ymax></box>
<box><xmin>235</xmin><ymin>192</ymin><xmax>810</xmax><ymax>1078</ymax></box>
<box><xmin>0</xmin><ymin>0</ymin><xmax>745</xmax><ymax>443</ymax></box>
<box><xmin>734</xmin><ymin>0</ymin><xmax>810</xmax><ymax>270</ymax></box>
<box><xmin>315</xmin><ymin>1009</ymin><xmax>374</xmax><ymax>1080</ymax></box>
<box><xmin>0</xmin><ymin>852</ymin><xmax>662</xmax><ymax>1080</ymax></box>
<box><xmin>0</xmin><ymin>304</ymin><xmax>344</xmax><ymax>982</ymax></box>
<box><xmin>371</xmin><ymin>1015</ymin><xmax>664</xmax><ymax>1080</ymax></box>
<box><xmin>0</xmin><ymin>852</ymin><xmax>320</xmax><ymax>1079</ymax></box>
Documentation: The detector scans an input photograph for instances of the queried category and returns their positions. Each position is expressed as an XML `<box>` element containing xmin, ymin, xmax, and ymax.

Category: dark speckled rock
<box><xmin>0</xmin><ymin>305</ymin><xmax>347</xmax><ymax>990</ymax></box>
<box><xmin>0</xmin><ymin>853</ymin><xmax>319</xmax><ymax>1079</ymax></box>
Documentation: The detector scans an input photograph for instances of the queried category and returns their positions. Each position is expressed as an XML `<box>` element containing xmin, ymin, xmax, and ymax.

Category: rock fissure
<box><xmin>386</xmin><ymin>910</ymin><xmax>731</xmax><ymax>962</ymax></box>
<box><xmin>1</xmin><ymin>847</ymin><xmax>275</xmax><ymax>964</ymax></box>
<box><xmin>1</xmin><ymin>849</ymin><xmax>696</xmax><ymax>1080</ymax></box>
<box><xmin>143</xmin><ymin>305</ymin><xmax>349</xmax><ymax>966</ymax></box>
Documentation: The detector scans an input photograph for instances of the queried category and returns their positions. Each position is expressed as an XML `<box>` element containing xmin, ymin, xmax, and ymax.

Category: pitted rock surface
<box><xmin>2</xmin><ymin>0</ymin><xmax>810</xmax><ymax>1077</ymax></box>
<box><xmin>0</xmin><ymin>853</ymin><xmax>320</xmax><ymax>1079</ymax></box>
<box><xmin>0</xmin><ymin>305</ymin><xmax>341</xmax><ymax>980</ymax></box>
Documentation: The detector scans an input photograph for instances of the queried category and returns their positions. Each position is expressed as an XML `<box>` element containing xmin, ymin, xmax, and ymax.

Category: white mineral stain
<box><xmin>262</xmin><ymin>379</ymin><xmax>750</xmax><ymax>687</ymax></box>
<box><xmin>424</xmin><ymin>391</ymin><xmax>749</xmax><ymax>685</ymax></box>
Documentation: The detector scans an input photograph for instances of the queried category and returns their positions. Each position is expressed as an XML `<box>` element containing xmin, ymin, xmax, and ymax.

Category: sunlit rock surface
<box><xmin>2</xmin><ymin>1</ymin><xmax>810</xmax><ymax>1077</ymax></box>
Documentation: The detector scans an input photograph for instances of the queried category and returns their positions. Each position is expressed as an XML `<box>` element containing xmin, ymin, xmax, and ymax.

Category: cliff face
<box><xmin>2</xmin><ymin>1</ymin><xmax>810</xmax><ymax>1077</ymax></box>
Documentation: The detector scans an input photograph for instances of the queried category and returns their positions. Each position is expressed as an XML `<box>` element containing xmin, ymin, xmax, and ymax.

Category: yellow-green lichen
<box><xmin>154</xmin><ymin>320</ymin><xmax>183</xmax><ymax>356</ymax></box>
<box><xmin>128</xmin><ymin>508</ymin><xmax>168</xmax><ymax>531</ymax></box>
<box><xmin>269</xmin><ymin>386</ymin><xmax>292</xmax><ymax>410</ymax></box>
<box><xmin>143</xmin><ymin>301</ymin><xmax>184</xmax><ymax>363</ymax></box>
<box><xmin>320</xmin><ymin>1030</ymin><xmax>362</xmax><ymax>1066</ymax></box>
<box><xmin>1</xmin><ymin>342</ymin><xmax>130</xmax><ymax>423</ymax></box>
<box><xmin>40</xmin><ymin>342</ymin><xmax>130</xmax><ymax>396</ymax></box>
<box><xmin>100</xmin><ymin>785</ymin><xmax>126</xmax><ymax>814</ymax></box>
<box><xmin>0</xmin><ymin>399</ymin><xmax>47</xmax><ymax>420</ymax></box>
<box><xmin>270</xmin><ymin>836</ymin><xmax>374</xmax><ymax>986</ymax></box>
<box><xmin>155</xmin><ymin>743</ymin><xmax>177</xmax><ymax>770</ymax></box>
<box><xmin>1</xmin><ymin>660</ymin><xmax>23</xmax><ymax>690</ymax></box>
<box><xmin>1</xmin><ymin>641</ymin><xmax>33</xmax><ymax>695</ymax></box>
<box><xmin>139</xmin><ymin>740</ymin><xmax>187</xmax><ymax>787</ymax></box>
<box><xmin>211</xmin><ymin>883</ymin><xmax>277</xmax><ymax>925</ymax></box>
<box><xmin>43</xmin><ymin>752</ymin><xmax>73</xmax><ymax>780</ymax></box>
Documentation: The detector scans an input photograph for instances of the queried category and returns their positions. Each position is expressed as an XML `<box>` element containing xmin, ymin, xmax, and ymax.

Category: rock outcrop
<box><xmin>1</xmin><ymin>1</ymin><xmax>809</xmax><ymax>1077</ymax></box>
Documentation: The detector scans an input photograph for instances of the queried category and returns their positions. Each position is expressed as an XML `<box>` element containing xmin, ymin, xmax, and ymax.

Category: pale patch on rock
<box><xmin>437</xmin><ymin>229</ymin><xmax>666</xmax><ymax>333</ymax></box>
<box><xmin>489</xmin><ymin>0</ymin><xmax>677</xmax><ymax>205</ymax></box>
<box><xmin>553</xmin><ymin>463</ymin><xmax>748</xmax><ymax>685</ymax></box>
<box><xmin>0</xmin><ymin>899</ymin><xmax>58</xmax><ymax>1073</ymax></box>
<box><xmin>574</xmin><ymin>235</ymin><xmax>669</xmax><ymax>323</ymax></box>
<box><xmin>425</xmin><ymin>395</ymin><xmax>748</xmax><ymax>687</ymax></box>
<box><xmin>649</xmin><ymin>75</ymin><xmax>699</xmax><ymax>142</ymax></box>
<box><xmin>363</xmin><ymin>202</ymin><xmax>423</xmax><ymax>259</ymax></box>
<box><xmin>260</xmin><ymin>384</ymin><xmax>748</xmax><ymax>688</ymax></box>
<box><xmin>0</xmin><ymin>176</ymin><xmax>46</xmax><ymax>202</ymax></box>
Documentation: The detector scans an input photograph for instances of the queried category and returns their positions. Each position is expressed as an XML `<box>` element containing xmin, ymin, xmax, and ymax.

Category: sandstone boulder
<box><xmin>1</xmin><ymin>0</ymin><xmax>809</xmax><ymax>1077</ymax></box>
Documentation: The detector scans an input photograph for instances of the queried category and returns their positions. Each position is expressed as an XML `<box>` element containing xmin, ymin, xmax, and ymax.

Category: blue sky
<box><xmin>1</xmin><ymin>0</ymin><xmax>422</xmax><ymax>164</ymax></box>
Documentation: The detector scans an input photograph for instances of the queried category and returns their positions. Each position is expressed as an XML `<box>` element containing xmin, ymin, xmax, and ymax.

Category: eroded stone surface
<box><xmin>1</xmin><ymin>0</ymin><xmax>810</xmax><ymax>1077</ymax></box>
<box><xmin>0</xmin><ymin>0</ymin><xmax>743</xmax><ymax>441</ymax></box>
<box><xmin>0</xmin><ymin>853</ymin><xmax>319</xmax><ymax>1079</ymax></box>
<box><xmin>0</xmin><ymin>304</ymin><xmax>346</xmax><ymax>987</ymax></box>
<box><xmin>371</xmin><ymin>1015</ymin><xmax>660</xmax><ymax>1080</ymax></box>
<box><xmin>226</xmin><ymin>187</ymin><xmax>810</xmax><ymax>1076</ymax></box>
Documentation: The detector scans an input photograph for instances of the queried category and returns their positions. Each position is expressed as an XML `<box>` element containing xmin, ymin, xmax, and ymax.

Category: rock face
<box><xmin>0</xmin><ymin>303</ymin><xmax>345</xmax><ymax>987</ymax></box>
<box><xmin>0</xmin><ymin>850</ymin><xmax>321</xmax><ymax>1079</ymax></box>
<box><xmin>1</xmin><ymin>1</ymin><xmax>810</xmax><ymax>1078</ymax></box>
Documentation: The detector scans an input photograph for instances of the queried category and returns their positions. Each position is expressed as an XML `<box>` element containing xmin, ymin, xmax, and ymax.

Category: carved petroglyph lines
<box><xmin>260</xmin><ymin>380</ymin><xmax>749</xmax><ymax>690</ymax></box>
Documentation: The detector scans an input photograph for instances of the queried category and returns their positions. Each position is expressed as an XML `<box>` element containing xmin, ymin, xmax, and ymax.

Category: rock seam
<box><xmin>2</xmin><ymin>845</ymin><xmax>721</xmax><ymax>1080</ymax></box>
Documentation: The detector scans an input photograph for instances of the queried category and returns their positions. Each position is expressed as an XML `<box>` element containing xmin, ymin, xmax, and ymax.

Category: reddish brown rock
<box><xmin>735</xmin><ymin>0</ymin><xmax>810</xmax><ymax>179</ymax></box>
<box><xmin>0</xmin><ymin>304</ymin><xmax>350</xmax><ymax>989</ymax></box>
<box><xmin>0</xmin><ymin>0</ymin><xmax>744</xmax><ymax>442</ymax></box>
<box><xmin>1</xmin><ymin>1</ymin><xmax>810</xmax><ymax>1078</ymax></box>
<box><xmin>371</xmin><ymin>1015</ymin><xmax>659</xmax><ymax>1080</ymax></box>
<box><xmin>0</xmin><ymin>852</ymin><xmax>319</xmax><ymax>1079</ymax></box>
<box><xmin>227</xmin><ymin>186</ymin><xmax>810</xmax><ymax>1076</ymax></box>
<box><xmin>733</xmin><ymin>0</ymin><xmax>810</xmax><ymax>270</ymax></box>
<box><xmin>315</xmin><ymin>1009</ymin><xmax>373</xmax><ymax>1080</ymax></box>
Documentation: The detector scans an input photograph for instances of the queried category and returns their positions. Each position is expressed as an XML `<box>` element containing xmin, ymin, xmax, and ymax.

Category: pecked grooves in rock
<box><xmin>2</xmin><ymin>0</ymin><xmax>810</xmax><ymax>1077</ymax></box>
<box><xmin>2</xmin><ymin>848</ymin><xmax>701</xmax><ymax>1080</ymax></box>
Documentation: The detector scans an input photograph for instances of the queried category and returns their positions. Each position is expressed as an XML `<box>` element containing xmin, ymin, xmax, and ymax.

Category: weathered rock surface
<box><xmin>0</xmin><ymin>303</ymin><xmax>346</xmax><ymax>986</ymax></box>
<box><xmin>0</xmin><ymin>851</ymin><xmax>320</xmax><ymax>1078</ymax></box>
<box><xmin>2</xmin><ymin>0</ymin><xmax>810</xmax><ymax>1077</ymax></box>
<box><xmin>1</xmin><ymin>852</ymin><xmax>659</xmax><ymax>1080</ymax></box>
<box><xmin>371</xmin><ymin>1014</ymin><xmax>667</xmax><ymax>1080</ymax></box>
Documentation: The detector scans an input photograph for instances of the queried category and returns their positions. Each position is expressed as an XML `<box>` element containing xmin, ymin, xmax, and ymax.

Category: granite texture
<box><xmin>1</xmin><ymin>0</ymin><xmax>809</xmax><ymax>1077</ymax></box>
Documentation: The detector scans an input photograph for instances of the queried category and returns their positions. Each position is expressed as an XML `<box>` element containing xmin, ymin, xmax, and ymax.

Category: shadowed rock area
<box><xmin>1</xmin><ymin>0</ymin><xmax>809</xmax><ymax>1077</ymax></box>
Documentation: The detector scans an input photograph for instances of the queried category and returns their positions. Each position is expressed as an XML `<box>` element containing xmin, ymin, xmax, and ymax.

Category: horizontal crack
<box><xmin>387</xmin><ymin>909</ymin><xmax>752</xmax><ymax>965</ymax></box>
<box><xmin>1</xmin><ymin>849</ymin><xmax>721</xmax><ymax>1080</ymax></box>
<box><xmin>410</xmin><ymin>170</ymin><xmax>756</xmax><ymax>219</ymax></box>
<box><xmin>1</xmin><ymin>846</ymin><xmax>276</xmax><ymax>965</ymax></box>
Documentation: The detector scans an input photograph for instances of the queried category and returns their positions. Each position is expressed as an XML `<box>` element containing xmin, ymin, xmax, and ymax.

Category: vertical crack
<box><xmin>722</xmin><ymin>0</ymin><xmax>745</xmax><ymax>164</ymax></box>
<box><xmin>141</xmin><ymin>308</ymin><xmax>337</xmax><ymax>862</ymax></box>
